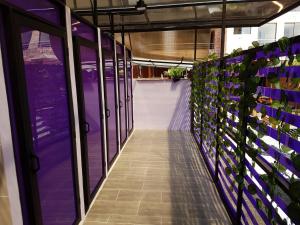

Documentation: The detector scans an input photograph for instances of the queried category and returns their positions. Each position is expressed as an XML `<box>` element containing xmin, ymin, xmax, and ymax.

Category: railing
<box><xmin>191</xmin><ymin>36</ymin><xmax>300</xmax><ymax>225</ymax></box>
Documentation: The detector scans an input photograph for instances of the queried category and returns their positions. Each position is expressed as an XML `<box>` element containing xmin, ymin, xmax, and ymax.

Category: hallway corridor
<box><xmin>83</xmin><ymin>131</ymin><xmax>231</xmax><ymax>225</ymax></box>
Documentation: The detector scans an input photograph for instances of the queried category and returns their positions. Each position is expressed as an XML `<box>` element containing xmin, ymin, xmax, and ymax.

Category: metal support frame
<box><xmin>194</xmin><ymin>29</ymin><xmax>197</xmax><ymax>61</ymax></box>
<box><xmin>93</xmin><ymin>0</ymin><xmax>98</xmax><ymax>26</ymax></box>
<box><xmin>109</xmin><ymin>14</ymin><xmax>114</xmax><ymax>37</ymax></box>
<box><xmin>73</xmin><ymin>0</ymin><xmax>300</xmax><ymax>33</ymax></box>
<box><xmin>214</xmin><ymin>0</ymin><xmax>226</xmax><ymax>183</ymax></box>
<box><xmin>121</xmin><ymin>24</ymin><xmax>125</xmax><ymax>46</ymax></box>
<box><xmin>75</xmin><ymin>0</ymin><xmax>278</xmax><ymax>15</ymax></box>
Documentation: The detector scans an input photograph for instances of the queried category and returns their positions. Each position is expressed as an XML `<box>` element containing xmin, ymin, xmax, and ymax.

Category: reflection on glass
<box><xmin>71</xmin><ymin>16</ymin><xmax>96</xmax><ymax>42</ymax></box>
<box><xmin>79</xmin><ymin>46</ymin><xmax>104</xmax><ymax>194</ymax></box>
<box><xmin>118</xmin><ymin>55</ymin><xmax>127</xmax><ymax>144</ymax></box>
<box><xmin>8</xmin><ymin>0</ymin><xmax>61</xmax><ymax>25</ymax></box>
<box><xmin>102</xmin><ymin>34</ymin><xmax>118</xmax><ymax>164</ymax></box>
<box><xmin>21</xmin><ymin>28</ymin><xmax>77</xmax><ymax>225</ymax></box>
<box><xmin>258</xmin><ymin>23</ymin><xmax>277</xmax><ymax>45</ymax></box>
<box><xmin>284</xmin><ymin>22</ymin><xmax>300</xmax><ymax>38</ymax></box>
<box><xmin>126</xmin><ymin>50</ymin><xmax>133</xmax><ymax>133</ymax></box>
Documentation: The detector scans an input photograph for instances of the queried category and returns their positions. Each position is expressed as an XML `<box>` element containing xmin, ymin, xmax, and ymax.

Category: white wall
<box><xmin>133</xmin><ymin>79</ymin><xmax>191</xmax><ymax>130</ymax></box>
<box><xmin>226</xmin><ymin>27</ymin><xmax>259</xmax><ymax>54</ymax></box>
<box><xmin>226</xmin><ymin>7</ymin><xmax>300</xmax><ymax>54</ymax></box>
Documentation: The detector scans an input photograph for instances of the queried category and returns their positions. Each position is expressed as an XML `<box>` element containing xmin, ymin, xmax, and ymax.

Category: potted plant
<box><xmin>168</xmin><ymin>67</ymin><xmax>185</xmax><ymax>82</ymax></box>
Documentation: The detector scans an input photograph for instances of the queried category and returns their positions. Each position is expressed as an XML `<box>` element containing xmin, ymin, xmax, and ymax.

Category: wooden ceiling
<box><xmin>115</xmin><ymin>29</ymin><xmax>212</xmax><ymax>61</ymax></box>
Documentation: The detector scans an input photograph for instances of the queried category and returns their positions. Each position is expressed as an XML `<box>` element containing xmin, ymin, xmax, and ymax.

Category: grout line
<box><xmin>80</xmin><ymin>130</ymin><xmax>135</xmax><ymax>225</ymax></box>
<box><xmin>115</xmin><ymin>189</ymin><xmax>121</xmax><ymax>201</ymax></box>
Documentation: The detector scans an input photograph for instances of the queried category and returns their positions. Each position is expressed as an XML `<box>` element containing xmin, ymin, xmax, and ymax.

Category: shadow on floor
<box><xmin>83</xmin><ymin>131</ymin><xmax>231</xmax><ymax>225</ymax></box>
<box><xmin>167</xmin><ymin>131</ymin><xmax>231</xmax><ymax>225</ymax></box>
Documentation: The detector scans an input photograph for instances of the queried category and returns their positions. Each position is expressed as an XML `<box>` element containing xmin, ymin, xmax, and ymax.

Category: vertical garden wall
<box><xmin>191</xmin><ymin>36</ymin><xmax>300</xmax><ymax>225</ymax></box>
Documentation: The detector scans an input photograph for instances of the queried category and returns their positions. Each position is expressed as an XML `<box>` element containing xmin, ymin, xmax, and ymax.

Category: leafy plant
<box><xmin>168</xmin><ymin>67</ymin><xmax>185</xmax><ymax>80</ymax></box>
<box><xmin>190</xmin><ymin>35</ymin><xmax>300</xmax><ymax>225</ymax></box>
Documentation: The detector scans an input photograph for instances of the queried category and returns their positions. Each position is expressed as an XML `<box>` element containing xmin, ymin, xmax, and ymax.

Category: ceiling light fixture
<box><xmin>272</xmin><ymin>1</ymin><xmax>283</xmax><ymax>13</ymax></box>
<box><xmin>135</xmin><ymin>0</ymin><xmax>147</xmax><ymax>12</ymax></box>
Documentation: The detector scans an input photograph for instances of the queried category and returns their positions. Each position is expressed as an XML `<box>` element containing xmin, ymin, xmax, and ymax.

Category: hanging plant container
<box><xmin>168</xmin><ymin>67</ymin><xmax>185</xmax><ymax>82</ymax></box>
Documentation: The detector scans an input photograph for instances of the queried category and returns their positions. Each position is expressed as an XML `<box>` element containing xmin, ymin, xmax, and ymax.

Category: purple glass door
<box><xmin>74</xmin><ymin>41</ymin><xmax>105</xmax><ymax>207</ymax></box>
<box><xmin>126</xmin><ymin>50</ymin><xmax>133</xmax><ymax>133</ymax></box>
<box><xmin>101</xmin><ymin>34</ymin><xmax>118</xmax><ymax>166</ymax></box>
<box><xmin>20</xmin><ymin>27</ymin><xmax>78</xmax><ymax>225</ymax></box>
<box><xmin>117</xmin><ymin>46</ymin><xmax>127</xmax><ymax>146</ymax></box>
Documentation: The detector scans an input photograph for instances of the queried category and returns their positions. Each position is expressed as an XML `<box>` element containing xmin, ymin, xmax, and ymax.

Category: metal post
<box><xmin>93</xmin><ymin>0</ymin><xmax>98</xmax><ymax>26</ymax></box>
<box><xmin>214</xmin><ymin>0</ymin><xmax>226</xmax><ymax>183</ymax></box>
<box><xmin>194</xmin><ymin>29</ymin><xmax>197</xmax><ymax>61</ymax></box>
<box><xmin>122</xmin><ymin>25</ymin><xmax>125</xmax><ymax>46</ymax></box>
<box><xmin>109</xmin><ymin>14</ymin><xmax>114</xmax><ymax>37</ymax></box>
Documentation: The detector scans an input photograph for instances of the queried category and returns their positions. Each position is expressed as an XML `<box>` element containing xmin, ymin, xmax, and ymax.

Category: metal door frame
<box><xmin>73</xmin><ymin>36</ymin><xmax>106</xmax><ymax>211</ymax></box>
<box><xmin>1</xmin><ymin>3</ymin><xmax>81</xmax><ymax>225</ymax></box>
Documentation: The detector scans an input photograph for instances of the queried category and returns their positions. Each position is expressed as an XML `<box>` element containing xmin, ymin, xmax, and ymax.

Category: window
<box><xmin>284</xmin><ymin>22</ymin><xmax>300</xmax><ymax>38</ymax></box>
<box><xmin>234</xmin><ymin>27</ymin><xmax>251</xmax><ymax>34</ymax></box>
<box><xmin>258</xmin><ymin>23</ymin><xmax>277</xmax><ymax>45</ymax></box>
<box><xmin>295</xmin><ymin>23</ymin><xmax>300</xmax><ymax>36</ymax></box>
<box><xmin>284</xmin><ymin>23</ymin><xmax>294</xmax><ymax>38</ymax></box>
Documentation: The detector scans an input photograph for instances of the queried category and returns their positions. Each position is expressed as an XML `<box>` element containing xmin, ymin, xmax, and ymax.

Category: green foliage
<box><xmin>168</xmin><ymin>67</ymin><xmax>185</xmax><ymax>79</ymax></box>
<box><xmin>190</xmin><ymin>35</ymin><xmax>300</xmax><ymax>225</ymax></box>
<box><xmin>278</xmin><ymin>37</ymin><xmax>290</xmax><ymax>52</ymax></box>
<box><xmin>296</xmin><ymin>54</ymin><xmax>300</xmax><ymax>62</ymax></box>
<box><xmin>247</xmin><ymin>184</ymin><xmax>257</xmax><ymax>195</ymax></box>
<box><xmin>225</xmin><ymin>166</ymin><xmax>232</xmax><ymax>175</ymax></box>
<box><xmin>252</xmin><ymin>41</ymin><xmax>260</xmax><ymax>48</ymax></box>
<box><xmin>256</xmin><ymin>198</ymin><xmax>262</xmax><ymax>209</ymax></box>
<box><xmin>287</xmin><ymin>202</ymin><xmax>300</xmax><ymax>224</ymax></box>
<box><xmin>292</xmin><ymin>154</ymin><xmax>300</xmax><ymax>171</ymax></box>
<box><xmin>289</xmin><ymin>181</ymin><xmax>300</xmax><ymax>201</ymax></box>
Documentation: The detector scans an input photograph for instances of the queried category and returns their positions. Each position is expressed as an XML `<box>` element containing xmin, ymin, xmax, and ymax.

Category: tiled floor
<box><xmin>83</xmin><ymin>130</ymin><xmax>231</xmax><ymax>225</ymax></box>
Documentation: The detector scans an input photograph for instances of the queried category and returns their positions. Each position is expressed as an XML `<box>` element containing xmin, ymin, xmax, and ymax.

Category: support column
<box><xmin>97</xmin><ymin>27</ymin><xmax>108</xmax><ymax>175</ymax></box>
<box><xmin>214</xmin><ymin>0</ymin><xmax>226</xmax><ymax>183</ymax></box>
<box><xmin>65</xmin><ymin>5</ymin><xmax>85</xmax><ymax>218</ymax></box>
<box><xmin>194</xmin><ymin>29</ymin><xmax>197</xmax><ymax>61</ymax></box>
<box><xmin>93</xmin><ymin>0</ymin><xmax>98</xmax><ymax>26</ymax></box>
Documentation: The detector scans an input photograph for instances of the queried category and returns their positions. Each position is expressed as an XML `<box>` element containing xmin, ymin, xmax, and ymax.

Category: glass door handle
<box><xmin>106</xmin><ymin>109</ymin><xmax>111</xmax><ymax>118</ymax></box>
<box><xmin>30</xmin><ymin>154</ymin><xmax>40</xmax><ymax>173</ymax></box>
<box><xmin>84</xmin><ymin>122</ymin><xmax>90</xmax><ymax>134</ymax></box>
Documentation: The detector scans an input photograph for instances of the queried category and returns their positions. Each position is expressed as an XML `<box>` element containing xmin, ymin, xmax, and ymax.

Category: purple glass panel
<box><xmin>71</xmin><ymin>17</ymin><xmax>96</xmax><ymax>42</ymax></box>
<box><xmin>21</xmin><ymin>28</ymin><xmax>77</xmax><ymax>225</ymax></box>
<box><xmin>79</xmin><ymin>45</ymin><xmax>104</xmax><ymax>194</ymax></box>
<box><xmin>8</xmin><ymin>0</ymin><xmax>61</xmax><ymax>25</ymax></box>
<box><xmin>126</xmin><ymin>49</ymin><xmax>133</xmax><ymax>133</ymax></box>
<box><xmin>0</xmin><ymin>11</ymin><xmax>31</xmax><ymax>225</ymax></box>
<box><xmin>102</xmin><ymin>34</ymin><xmax>118</xmax><ymax>164</ymax></box>
<box><xmin>116</xmin><ymin>43</ymin><xmax>124</xmax><ymax>55</ymax></box>
<box><xmin>117</xmin><ymin>43</ymin><xmax>127</xmax><ymax>145</ymax></box>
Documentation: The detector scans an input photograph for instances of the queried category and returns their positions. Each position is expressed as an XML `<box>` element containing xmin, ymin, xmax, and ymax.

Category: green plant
<box><xmin>190</xmin><ymin>36</ymin><xmax>300</xmax><ymax>225</ymax></box>
<box><xmin>168</xmin><ymin>67</ymin><xmax>185</xmax><ymax>79</ymax></box>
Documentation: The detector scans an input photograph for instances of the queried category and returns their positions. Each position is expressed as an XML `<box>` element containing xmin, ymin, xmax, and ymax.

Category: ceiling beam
<box><xmin>74</xmin><ymin>0</ymin><xmax>276</xmax><ymax>16</ymax></box>
<box><xmin>99</xmin><ymin>17</ymin><xmax>266</xmax><ymax>29</ymax></box>
<box><xmin>101</xmin><ymin>20</ymin><xmax>263</xmax><ymax>33</ymax></box>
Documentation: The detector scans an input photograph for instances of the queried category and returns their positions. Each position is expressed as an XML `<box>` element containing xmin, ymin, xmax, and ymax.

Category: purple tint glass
<box><xmin>102</xmin><ymin>34</ymin><xmax>118</xmax><ymax>164</ymax></box>
<box><xmin>101</xmin><ymin>34</ymin><xmax>113</xmax><ymax>51</ymax></box>
<box><xmin>8</xmin><ymin>0</ymin><xmax>61</xmax><ymax>25</ymax></box>
<box><xmin>21</xmin><ymin>28</ymin><xmax>77</xmax><ymax>225</ymax></box>
<box><xmin>117</xmin><ymin>44</ymin><xmax>127</xmax><ymax>145</ymax></box>
<box><xmin>0</xmin><ymin>12</ymin><xmax>31</xmax><ymax>225</ymax></box>
<box><xmin>126</xmin><ymin>49</ymin><xmax>133</xmax><ymax>133</ymax></box>
<box><xmin>116</xmin><ymin>42</ymin><xmax>124</xmax><ymax>55</ymax></box>
<box><xmin>71</xmin><ymin>17</ymin><xmax>96</xmax><ymax>42</ymax></box>
<box><xmin>79</xmin><ymin>46</ymin><xmax>104</xmax><ymax>194</ymax></box>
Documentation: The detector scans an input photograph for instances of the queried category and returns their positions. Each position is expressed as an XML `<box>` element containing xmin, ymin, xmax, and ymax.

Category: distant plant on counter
<box><xmin>168</xmin><ymin>67</ymin><xmax>185</xmax><ymax>82</ymax></box>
